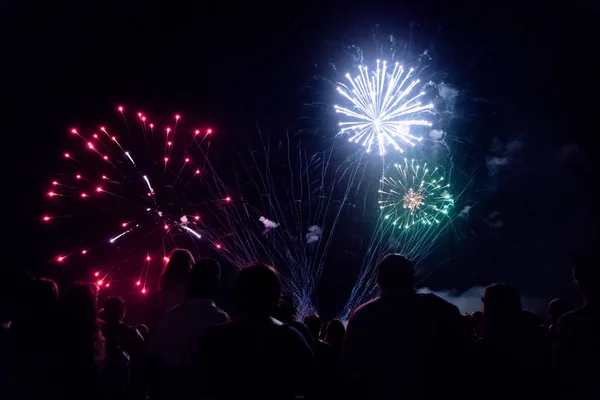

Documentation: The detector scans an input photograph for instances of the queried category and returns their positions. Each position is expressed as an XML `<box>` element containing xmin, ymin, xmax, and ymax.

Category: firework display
<box><xmin>379</xmin><ymin>159</ymin><xmax>453</xmax><ymax>229</ymax></box>
<box><xmin>44</xmin><ymin>108</ymin><xmax>358</xmax><ymax>315</ymax></box>
<box><xmin>44</xmin><ymin>50</ymin><xmax>461</xmax><ymax>318</ymax></box>
<box><xmin>334</xmin><ymin>60</ymin><xmax>434</xmax><ymax>156</ymax></box>
<box><xmin>43</xmin><ymin>107</ymin><xmax>216</xmax><ymax>292</ymax></box>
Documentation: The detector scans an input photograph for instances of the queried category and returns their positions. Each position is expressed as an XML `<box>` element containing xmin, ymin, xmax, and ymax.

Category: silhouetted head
<box><xmin>234</xmin><ymin>264</ymin><xmax>281</xmax><ymax>318</ymax></box>
<box><xmin>61</xmin><ymin>283</ymin><xmax>99</xmax><ymax>321</ymax></box>
<box><xmin>462</xmin><ymin>313</ymin><xmax>477</xmax><ymax>335</ymax></box>
<box><xmin>160</xmin><ymin>249</ymin><xmax>194</xmax><ymax>291</ymax></box>
<box><xmin>472</xmin><ymin>310</ymin><xmax>484</xmax><ymax>336</ymax></box>
<box><xmin>573</xmin><ymin>257</ymin><xmax>599</xmax><ymax>302</ymax></box>
<box><xmin>187</xmin><ymin>258</ymin><xmax>221</xmax><ymax>299</ymax></box>
<box><xmin>29</xmin><ymin>278</ymin><xmax>59</xmax><ymax>312</ymax></box>
<box><xmin>277</xmin><ymin>295</ymin><xmax>296</xmax><ymax>322</ymax></box>
<box><xmin>325</xmin><ymin>319</ymin><xmax>346</xmax><ymax>349</ymax></box>
<box><xmin>9</xmin><ymin>277</ymin><xmax>58</xmax><ymax>336</ymax></box>
<box><xmin>548</xmin><ymin>298</ymin><xmax>566</xmax><ymax>324</ymax></box>
<box><xmin>319</xmin><ymin>321</ymin><xmax>329</xmax><ymax>339</ymax></box>
<box><xmin>103</xmin><ymin>296</ymin><xmax>125</xmax><ymax>323</ymax></box>
<box><xmin>0</xmin><ymin>270</ymin><xmax>34</xmax><ymax>325</ymax></box>
<box><xmin>303</xmin><ymin>314</ymin><xmax>322</xmax><ymax>341</ymax></box>
<box><xmin>377</xmin><ymin>253</ymin><xmax>415</xmax><ymax>291</ymax></box>
<box><xmin>36</xmin><ymin>278</ymin><xmax>59</xmax><ymax>302</ymax></box>
<box><xmin>59</xmin><ymin>282</ymin><xmax>104</xmax><ymax>365</ymax></box>
<box><xmin>482</xmin><ymin>283</ymin><xmax>522</xmax><ymax>336</ymax></box>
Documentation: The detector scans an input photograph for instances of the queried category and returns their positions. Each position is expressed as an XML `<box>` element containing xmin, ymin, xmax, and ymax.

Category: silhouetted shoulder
<box><xmin>350</xmin><ymin>296</ymin><xmax>382</xmax><ymax>317</ymax></box>
<box><xmin>558</xmin><ymin>308</ymin><xmax>578</xmax><ymax>326</ymax></box>
<box><xmin>282</xmin><ymin>322</ymin><xmax>311</xmax><ymax>346</ymax></box>
<box><xmin>557</xmin><ymin>305</ymin><xmax>598</xmax><ymax>333</ymax></box>
<box><xmin>214</xmin><ymin>307</ymin><xmax>229</xmax><ymax>323</ymax></box>
<box><xmin>421</xmin><ymin>292</ymin><xmax>458</xmax><ymax>311</ymax></box>
<box><xmin>163</xmin><ymin>302</ymin><xmax>185</xmax><ymax>316</ymax></box>
<box><xmin>207</xmin><ymin>318</ymin><xmax>241</xmax><ymax>337</ymax></box>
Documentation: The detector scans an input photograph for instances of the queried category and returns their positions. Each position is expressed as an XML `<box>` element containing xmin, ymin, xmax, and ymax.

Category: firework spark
<box><xmin>197</xmin><ymin>135</ymin><xmax>364</xmax><ymax>317</ymax></box>
<box><xmin>379</xmin><ymin>159</ymin><xmax>453</xmax><ymax>229</ymax></box>
<box><xmin>334</xmin><ymin>60</ymin><xmax>434</xmax><ymax>156</ymax></box>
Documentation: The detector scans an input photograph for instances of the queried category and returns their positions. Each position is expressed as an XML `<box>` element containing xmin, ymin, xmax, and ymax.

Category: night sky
<box><xmin>2</xmin><ymin>0</ymin><xmax>598</xmax><ymax>318</ymax></box>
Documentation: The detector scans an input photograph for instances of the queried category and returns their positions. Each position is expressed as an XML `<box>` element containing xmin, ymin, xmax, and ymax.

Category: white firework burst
<box><xmin>334</xmin><ymin>60</ymin><xmax>434</xmax><ymax>156</ymax></box>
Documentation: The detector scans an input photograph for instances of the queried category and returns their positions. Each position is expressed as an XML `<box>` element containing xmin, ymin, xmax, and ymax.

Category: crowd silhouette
<box><xmin>1</xmin><ymin>250</ymin><xmax>598</xmax><ymax>399</ymax></box>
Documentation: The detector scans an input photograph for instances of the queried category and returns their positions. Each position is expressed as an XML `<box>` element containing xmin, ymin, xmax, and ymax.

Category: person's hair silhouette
<box><xmin>325</xmin><ymin>319</ymin><xmax>345</xmax><ymax>350</ymax></box>
<box><xmin>234</xmin><ymin>264</ymin><xmax>281</xmax><ymax>318</ymax></box>
<box><xmin>377</xmin><ymin>253</ymin><xmax>415</xmax><ymax>291</ymax></box>
<box><xmin>103</xmin><ymin>296</ymin><xmax>125</xmax><ymax>323</ymax></box>
<box><xmin>187</xmin><ymin>258</ymin><xmax>221</xmax><ymax>299</ymax></box>
<box><xmin>303</xmin><ymin>314</ymin><xmax>322</xmax><ymax>341</ymax></box>
<box><xmin>160</xmin><ymin>249</ymin><xmax>194</xmax><ymax>291</ymax></box>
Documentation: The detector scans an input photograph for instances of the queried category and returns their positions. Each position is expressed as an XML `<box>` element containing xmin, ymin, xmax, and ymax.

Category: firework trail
<box><xmin>334</xmin><ymin>60</ymin><xmax>434</xmax><ymax>156</ymax></box>
<box><xmin>43</xmin><ymin>106</ymin><xmax>216</xmax><ymax>293</ymax></box>
<box><xmin>197</xmin><ymin>133</ymin><xmax>366</xmax><ymax>317</ymax></box>
<box><xmin>339</xmin><ymin>160</ymin><xmax>456</xmax><ymax>319</ymax></box>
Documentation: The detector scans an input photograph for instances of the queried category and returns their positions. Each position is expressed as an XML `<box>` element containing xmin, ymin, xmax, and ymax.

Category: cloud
<box><xmin>557</xmin><ymin>143</ymin><xmax>580</xmax><ymax>161</ymax></box>
<box><xmin>506</xmin><ymin>139</ymin><xmax>523</xmax><ymax>154</ymax></box>
<box><xmin>438</xmin><ymin>84</ymin><xmax>459</xmax><ymax>101</ymax></box>
<box><xmin>489</xmin><ymin>220</ymin><xmax>504</xmax><ymax>228</ymax></box>
<box><xmin>486</xmin><ymin>138</ymin><xmax>524</xmax><ymax>174</ymax></box>
<box><xmin>488</xmin><ymin>211</ymin><xmax>503</xmax><ymax>228</ymax></box>
<box><xmin>428</xmin><ymin>129</ymin><xmax>445</xmax><ymax>140</ymax></box>
<box><xmin>306</xmin><ymin>225</ymin><xmax>322</xmax><ymax>244</ymax></box>
<box><xmin>486</xmin><ymin>156</ymin><xmax>508</xmax><ymax>168</ymax></box>
<box><xmin>458</xmin><ymin>205</ymin><xmax>472</xmax><ymax>219</ymax></box>
<box><xmin>419</xmin><ymin>286</ymin><xmax>548</xmax><ymax>315</ymax></box>
<box><xmin>259</xmin><ymin>216</ymin><xmax>279</xmax><ymax>234</ymax></box>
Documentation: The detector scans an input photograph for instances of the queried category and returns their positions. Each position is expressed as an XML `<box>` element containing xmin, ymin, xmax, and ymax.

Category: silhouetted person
<box><xmin>0</xmin><ymin>271</ymin><xmax>34</xmax><ymax>400</ymax></box>
<box><xmin>148</xmin><ymin>258</ymin><xmax>228</xmax><ymax>400</ymax></box>
<box><xmin>319</xmin><ymin>320</ymin><xmax>329</xmax><ymax>340</ymax></box>
<box><xmin>546</xmin><ymin>298</ymin><xmax>566</xmax><ymax>343</ymax></box>
<box><xmin>304</xmin><ymin>315</ymin><xmax>323</xmax><ymax>342</ymax></box>
<box><xmin>323</xmin><ymin>318</ymin><xmax>346</xmax><ymax>399</ymax></box>
<box><xmin>305</xmin><ymin>314</ymin><xmax>335</xmax><ymax>397</ymax></box>
<box><xmin>341</xmin><ymin>254</ymin><xmax>466</xmax><ymax>400</ymax></box>
<box><xmin>462</xmin><ymin>313</ymin><xmax>477</xmax><ymax>341</ymax></box>
<box><xmin>7</xmin><ymin>278</ymin><xmax>59</xmax><ymax>400</ymax></box>
<box><xmin>325</xmin><ymin>319</ymin><xmax>345</xmax><ymax>355</ymax></box>
<box><xmin>101</xmin><ymin>296</ymin><xmax>144</xmax><ymax>400</ymax></box>
<box><xmin>554</xmin><ymin>258</ymin><xmax>600</xmax><ymax>399</ymax></box>
<box><xmin>472</xmin><ymin>310</ymin><xmax>483</xmax><ymax>338</ymax></box>
<box><xmin>145</xmin><ymin>249</ymin><xmax>195</xmax><ymax>330</ymax></box>
<box><xmin>102</xmin><ymin>297</ymin><xmax>144</xmax><ymax>351</ymax></box>
<box><xmin>200</xmin><ymin>264</ymin><xmax>315</xmax><ymax>400</ymax></box>
<box><xmin>474</xmin><ymin>283</ymin><xmax>548</xmax><ymax>399</ymax></box>
<box><xmin>52</xmin><ymin>282</ymin><xmax>105</xmax><ymax>400</ymax></box>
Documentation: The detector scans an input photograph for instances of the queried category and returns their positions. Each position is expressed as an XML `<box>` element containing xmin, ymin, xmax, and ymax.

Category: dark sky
<box><xmin>2</xmin><ymin>0</ymin><xmax>598</xmax><ymax>316</ymax></box>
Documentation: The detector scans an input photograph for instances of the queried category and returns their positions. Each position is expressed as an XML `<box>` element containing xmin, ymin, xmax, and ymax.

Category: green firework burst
<box><xmin>378</xmin><ymin>159</ymin><xmax>454</xmax><ymax>229</ymax></box>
